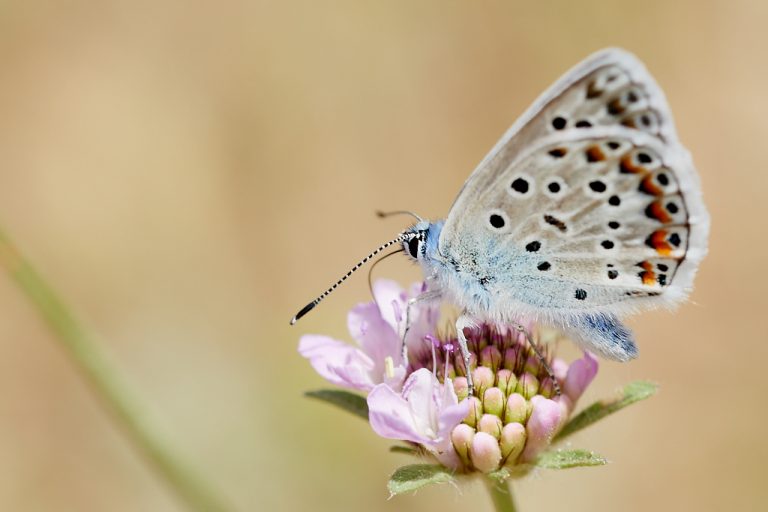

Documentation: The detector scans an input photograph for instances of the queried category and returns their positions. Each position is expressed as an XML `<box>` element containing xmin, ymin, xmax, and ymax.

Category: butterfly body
<box><xmin>400</xmin><ymin>48</ymin><xmax>709</xmax><ymax>361</ymax></box>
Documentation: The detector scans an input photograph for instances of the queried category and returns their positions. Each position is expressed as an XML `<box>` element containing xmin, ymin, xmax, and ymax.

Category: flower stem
<box><xmin>485</xmin><ymin>478</ymin><xmax>517</xmax><ymax>512</ymax></box>
<box><xmin>0</xmin><ymin>229</ymin><xmax>231</xmax><ymax>512</ymax></box>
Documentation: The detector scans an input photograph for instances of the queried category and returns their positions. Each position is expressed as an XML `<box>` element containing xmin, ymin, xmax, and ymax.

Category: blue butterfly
<box><xmin>291</xmin><ymin>48</ymin><xmax>709</xmax><ymax>392</ymax></box>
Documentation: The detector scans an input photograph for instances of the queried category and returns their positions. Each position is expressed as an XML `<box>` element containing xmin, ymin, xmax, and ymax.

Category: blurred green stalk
<box><xmin>0</xmin><ymin>229</ymin><xmax>230</xmax><ymax>512</ymax></box>
<box><xmin>486</xmin><ymin>479</ymin><xmax>517</xmax><ymax>512</ymax></box>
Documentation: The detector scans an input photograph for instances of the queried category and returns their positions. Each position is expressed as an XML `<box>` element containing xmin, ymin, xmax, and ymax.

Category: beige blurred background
<box><xmin>0</xmin><ymin>1</ymin><xmax>764</xmax><ymax>510</ymax></box>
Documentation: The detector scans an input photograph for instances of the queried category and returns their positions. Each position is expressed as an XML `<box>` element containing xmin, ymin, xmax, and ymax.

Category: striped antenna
<box><xmin>289</xmin><ymin>233</ymin><xmax>408</xmax><ymax>325</ymax></box>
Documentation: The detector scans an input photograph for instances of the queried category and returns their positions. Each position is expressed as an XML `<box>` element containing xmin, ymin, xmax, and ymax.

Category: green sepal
<box><xmin>534</xmin><ymin>449</ymin><xmax>607</xmax><ymax>469</ymax></box>
<box><xmin>390</xmin><ymin>445</ymin><xmax>419</xmax><ymax>455</ymax></box>
<box><xmin>387</xmin><ymin>464</ymin><xmax>455</xmax><ymax>495</ymax></box>
<box><xmin>555</xmin><ymin>380</ymin><xmax>658</xmax><ymax>441</ymax></box>
<box><xmin>304</xmin><ymin>389</ymin><xmax>368</xmax><ymax>420</ymax></box>
<box><xmin>487</xmin><ymin>467</ymin><xmax>512</xmax><ymax>483</ymax></box>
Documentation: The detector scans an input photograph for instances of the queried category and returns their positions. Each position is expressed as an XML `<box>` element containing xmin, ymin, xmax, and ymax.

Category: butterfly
<box><xmin>291</xmin><ymin>48</ymin><xmax>709</xmax><ymax>391</ymax></box>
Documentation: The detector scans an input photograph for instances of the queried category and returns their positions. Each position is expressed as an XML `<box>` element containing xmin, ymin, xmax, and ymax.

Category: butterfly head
<box><xmin>402</xmin><ymin>221</ymin><xmax>429</xmax><ymax>261</ymax></box>
<box><xmin>402</xmin><ymin>220</ymin><xmax>443</xmax><ymax>263</ymax></box>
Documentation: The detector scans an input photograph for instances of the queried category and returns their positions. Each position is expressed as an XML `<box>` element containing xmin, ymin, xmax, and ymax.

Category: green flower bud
<box><xmin>464</xmin><ymin>396</ymin><xmax>483</xmax><ymax>428</ymax></box>
<box><xmin>504</xmin><ymin>392</ymin><xmax>528</xmax><ymax>424</ymax></box>
<box><xmin>471</xmin><ymin>432</ymin><xmax>502</xmax><ymax>473</ymax></box>
<box><xmin>480</xmin><ymin>345</ymin><xmax>502</xmax><ymax>371</ymax></box>
<box><xmin>478</xmin><ymin>414</ymin><xmax>503</xmax><ymax>439</ymax></box>
<box><xmin>451</xmin><ymin>423</ymin><xmax>475</xmax><ymax>467</ymax></box>
<box><xmin>524</xmin><ymin>354</ymin><xmax>541</xmax><ymax>375</ymax></box>
<box><xmin>539</xmin><ymin>377</ymin><xmax>555</xmax><ymax>398</ymax></box>
<box><xmin>500</xmin><ymin>422</ymin><xmax>526</xmax><ymax>463</ymax></box>
<box><xmin>453</xmin><ymin>376</ymin><xmax>469</xmax><ymax>401</ymax></box>
<box><xmin>472</xmin><ymin>366</ymin><xmax>495</xmax><ymax>397</ymax></box>
<box><xmin>483</xmin><ymin>387</ymin><xmax>504</xmax><ymax>417</ymax></box>
<box><xmin>516</xmin><ymin>372</ymin><xmax>540</xmax><ymax>399</ymax></box>
<box><xmin>496</xmin><ymin>369</ymin><xmax>517</xmax><ymax>396</ymax></box>
<box><xmin>503</xmin><ymin>346</ymin><xmax>522</xmax><ymax>371</ymax></box>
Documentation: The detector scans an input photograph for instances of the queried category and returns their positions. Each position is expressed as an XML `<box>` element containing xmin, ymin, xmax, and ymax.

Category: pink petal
<box><xmin>347</xmin><ymin>302</ymin><xmax>403</xmax><ymax>373</ymax></box>
<box><xmin>433</xmin><ymin>442</ymin><xmax>462</xmax><ymax>471</ymax></box>
<box><xmin>563</xmin><ymin>351</ymin><xmax>599</xmax><ymax>403</ymax></box>
<box><xmin>372</xmin><ymin>279</ymin><xmax>407</xmax><ymax>333</ymax></box>
<box><xmin>551</xmin><ymin>357</ymin><xmax>569</xmax><ymax>382</ymax></box>
<box><xmin>298</xmin><ymin>335</ymin><xmax>374</xmax><ymax>391</ymax></box>
<box><xmin>521</xmin><ymin>396</ymin><xmax>564</xmax><ymax>462</ymax></box>
<box><xmin>367</xmin><ymin>383</ymin><xmax>430</xmax><ymax>445</ymax></box>
<box><xmin>400</xmin><ymin>369</ymin><xmax>438</xmax><ymax>435</ymax></box>
<box><xmin>371</xmin><ymin>279</ymin><xmax>439</xmax><ymax>360</ymax></box>
<box><xmin>436</xmin><ymin>378</ymin><xmax>470</xmax><ymax>442</ymax></box>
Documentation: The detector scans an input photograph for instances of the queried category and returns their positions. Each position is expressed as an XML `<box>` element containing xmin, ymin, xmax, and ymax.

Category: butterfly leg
<box><xmin>455</xmin><ymin>315</ymin><xmax>477</xmax><ymax>396</ymax></box>
<box><xmin>510</xmin><ymin>323</ymin><xmax>562</xmax><ymax>397</ymax></box>
<box><xmin>401</xmin><ymin>290</ymin><xmax>442</xmax><ymax>364</ymax></box>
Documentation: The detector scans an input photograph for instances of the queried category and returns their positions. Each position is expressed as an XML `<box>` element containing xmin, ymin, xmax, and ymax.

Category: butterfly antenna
<box><xmin>289</xmin><ymin>234</ymin><xmax>408</xmax><ymax>325</ymax></box>
<box><xmin>375</xmin><ymin>210</ymin><xmax>424</xmax><ymax>222</ymax></box>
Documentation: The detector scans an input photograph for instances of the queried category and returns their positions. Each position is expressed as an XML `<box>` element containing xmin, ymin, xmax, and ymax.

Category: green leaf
<box><xmin>534</xmin><ymin>449</ymin><xmax>607</xmax><ymax>469</ymax></box>
<box><xmin>555</xmin><ymin>380</ymin><xmax>658</xmax><ymax>441</ymax></box>
<box><xmin>390</xmin><ymin>445</ymin><xmax>419</xmax><ymax>455</ymax></box>
<box><xmin>388</xmin><ymin>464</ymin><xmax>455</xmax><ymax>495</ymax></box>
<box><xmin>304</xmin><ymin>389</ymin><xmax>368</xmax><ymax>420</ymax></box>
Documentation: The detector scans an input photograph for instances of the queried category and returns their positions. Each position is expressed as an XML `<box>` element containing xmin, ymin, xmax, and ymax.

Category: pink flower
<box><xmin>298</xmin><ymin>280</ymin><xmax>438</xmax><ymax>392</ymax></box>
<box><xmin>367</xmin><ymin>369</ymin><xmax>470</xmax><ymax>469</ymax></box>
<box><xmin>298</xmin><ymin>280</ymin><xmax>601</xmax><ymax>474</ymax></box>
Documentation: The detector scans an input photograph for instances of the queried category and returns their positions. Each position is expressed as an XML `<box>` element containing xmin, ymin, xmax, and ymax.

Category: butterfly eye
<box><xmin>407</xmin><ymin>236</ymin><xmax>421</xmax><ymax>259</ymax></box>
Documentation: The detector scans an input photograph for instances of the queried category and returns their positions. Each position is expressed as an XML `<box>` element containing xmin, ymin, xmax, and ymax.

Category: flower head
<box><xmin>300</xmin><ymin>280</ymin><xmax>600</xmax><ymax>474</ymax></box>
<box><xmin>380</xmin><ymin>321</ymin><xmax>597</xmax><ymax>472</ymax></box>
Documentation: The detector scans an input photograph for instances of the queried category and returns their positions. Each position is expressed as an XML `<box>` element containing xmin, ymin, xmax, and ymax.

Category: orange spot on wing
<box><xmin>647</xmin><ymin>230</ymin><xmax>673</xmax><ymax>256</ymax></box>
<box><xmin>621</xmin><ymin>118</ymin><xmax>636</xmax><ymax>128</ymax></box>
<box><xmin>586</xmin><ymin>145</ymin><xmax>605</xmax><ymax>162</ymax></box>
<box><xmin>620</xmin><ymin>155</ymin><xmax>646</xmax><ymax>174</ymax></box>
<box><xmin>639</xmin><ymin>175</ymin><xmax>663</xmax><ymax>196</ymax></box>
<box><xmin>638</xmin><ymin>260</ymin><xmax>657</xmax><ymax>286</ymax></box>
<box><xmin>645</xmin><ymin>201</ymin><xmax>672</xmax><ymax>223</ymax></box>
<box><xmin>587</xmin><ymin>81</ymin><xmax>602</xmax><ymax>98</ymax></box>
<box><xmin>607</xmin><ymin>98</ymin><xmax>625</xmax><ymax>115</ymax></box>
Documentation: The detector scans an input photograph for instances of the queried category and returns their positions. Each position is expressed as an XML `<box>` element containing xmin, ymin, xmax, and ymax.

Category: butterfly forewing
<box><xmin>454</xmin><ymin>49</ymin><xmax>678</xmax><ymax>206</ymax></box>
<box><xmin>439</xmin><ymin>49</ymin><xmax>708</xmax><ymax>316</ymax></box>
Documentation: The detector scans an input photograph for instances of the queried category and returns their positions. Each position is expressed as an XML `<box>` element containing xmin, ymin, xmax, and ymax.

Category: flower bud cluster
<box><xmin>412</xmin><ymin>324</ymin><xmax>592</xmax><ymax>473</ymax></box>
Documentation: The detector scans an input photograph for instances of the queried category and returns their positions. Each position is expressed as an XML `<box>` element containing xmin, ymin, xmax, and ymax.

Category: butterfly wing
<box><xmin>437</xmin><ymin>49</ymin><xmax>709</xmax><ymax>352</ymax></box>
<box><xmin>448</xmin><ymin>48</ymin><xmax>678</xmax><ymax>210</ymax></box>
